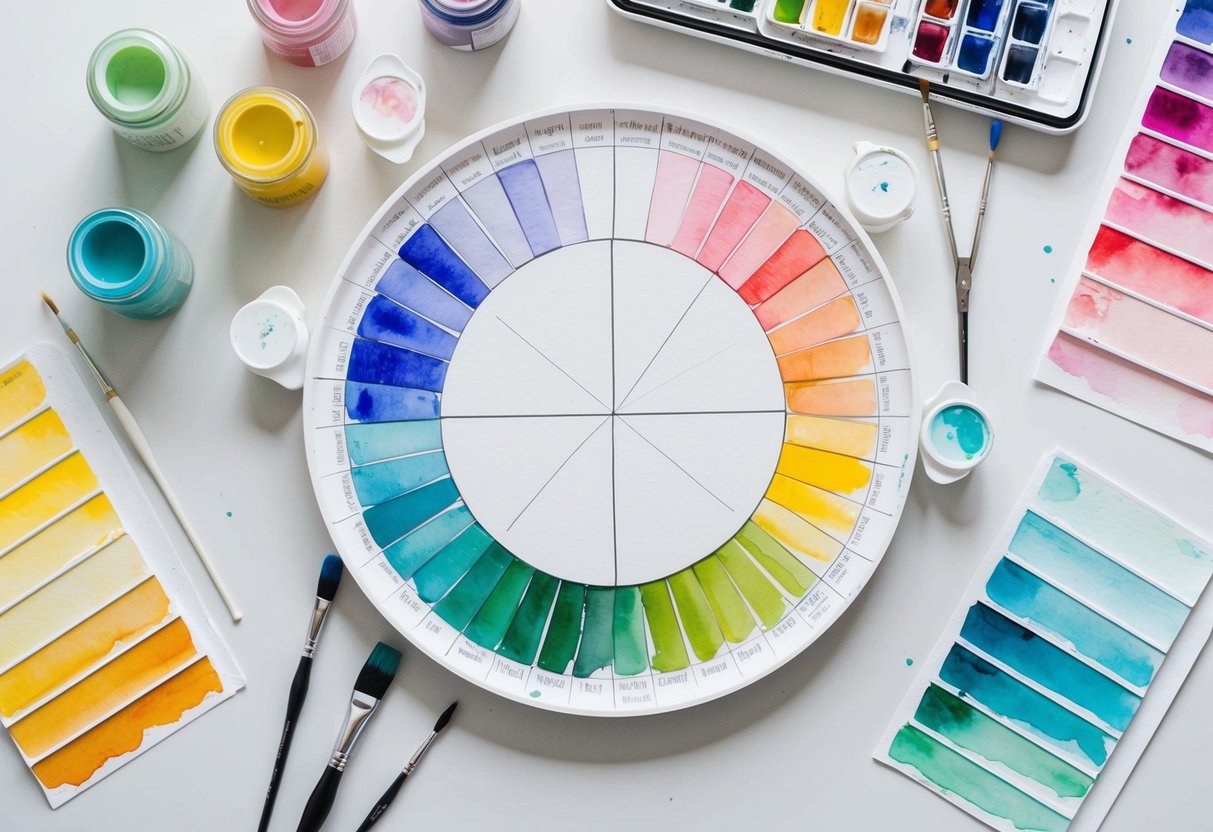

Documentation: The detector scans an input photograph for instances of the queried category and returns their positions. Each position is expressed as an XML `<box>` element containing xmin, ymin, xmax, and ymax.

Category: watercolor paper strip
<box><xmin>0</xmin><ymin>347</ymin><xmax>242</xmax><ymax>808</ymax></box>
<box><xmin>1038</xmin><ymin>0</ymin><xmax>1213</xmax><ymax>451</ymax></box>
<box><xmin>875</xmin><ymin>452</ymin><xmax>1213</xmax><ymax>832</ymax></box>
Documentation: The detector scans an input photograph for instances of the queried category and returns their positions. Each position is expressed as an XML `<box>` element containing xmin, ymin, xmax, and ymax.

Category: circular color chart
<box><xmin>304</xmin><ymin>106</ymin><xmax>918</xmax><ymax>716</ymax></box>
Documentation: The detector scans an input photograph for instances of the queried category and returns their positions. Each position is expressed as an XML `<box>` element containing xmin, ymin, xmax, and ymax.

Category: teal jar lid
<box><xmin>68</xmin><ymin>208</ymin><xmax>162</xmax><ymax>301</ymax></box>
<box><xmin>86</xmin><ymin>29</ymin><xmax>190</xmax><ymax>127</ymax></box>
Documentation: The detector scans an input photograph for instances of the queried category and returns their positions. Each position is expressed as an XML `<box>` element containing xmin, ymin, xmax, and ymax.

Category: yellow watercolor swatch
<box><xmin>10</xmin><ymin>620</ymin><xmax>198</xmax><ymax>759</ymax></box>
<box><xmin>778</xmin><ymin>335</ymin><xmax>872</xmax><ymax>383</ymax></box>
<box><xmin>785</xmin><ymin>378</ymin><xmax>876</xmax><ymax>417</ymax></box>
<box><xmin>0</xmin><ymin>496</ymin><xmax>123</xmax><ymax>611</ymax></box>
<box><xmin>785</xmin><ymin>415</ymin><xmax>878</xmax><ymax>460</ymax></box>
<box><xmin>31</xmin><ymin>657</ymin><xmax>222</xmax><ymax>789</ymax></box>
<box><xmin>765</xmin><ymin>472</ymin><xmax>861</xmax><ymax>541</ymax></box>
<box><xmin>715</xmin><ymin>540</ymin><xmax>787</xmax><ymax>630</ymax></box>
<box><xmin>767</xmin><ymin>296</ymin><xmax>861</xmax><ymax>357</ymax></box>
<box><xmin>734</xmin><ymin>521</ymin><xmax>818</xmax><ymax>596</ymax></box>
<box><xmin>0</xmin><ymin>537</ymin><xmax>148</xmax><ymax>670</ymax></box>
<box><xmin>754</xmin><ymin>499</ymin><xmax>846</xmax><ymax>565</ymax></box>
<box><xmin>0</xmin><ymin>410</ymin><xmax>73</xmax><ymax>495</ymax></box>
<box><xmin>0</xmin><ymin>579</ymin><xmax>171</xmax><ymax>719</ymax></box>
<box><xmin>0</xmin><ymin>360</ymin><xmax>46</xmax><ymax>431</ymax></box>
<box><xmin>692</xmin><ymin>555</ymin><xmax>757</xmax><ymax>644</ymax></box>
<box><xmin>775</xmin><ymin>443</ymin><xmax>873</xmax><ymax>498</ymax></box>
<box><xmin>0</xmin><ymin>453</ymin><xmax>98</xmax><ymax>552</ymax></box>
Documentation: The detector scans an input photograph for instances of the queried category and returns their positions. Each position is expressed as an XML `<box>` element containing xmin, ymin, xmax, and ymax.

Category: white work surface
<box><xmin>3</xmin><ymin>1</ymin><xmax>1211</xmax><ymax>829</ymax></box>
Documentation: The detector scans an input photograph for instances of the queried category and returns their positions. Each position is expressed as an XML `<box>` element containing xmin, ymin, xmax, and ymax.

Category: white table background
<box><xmin>3</xmin><ymin>1</ymin><xmax>1210</xmax><ymax>829</ymax></box>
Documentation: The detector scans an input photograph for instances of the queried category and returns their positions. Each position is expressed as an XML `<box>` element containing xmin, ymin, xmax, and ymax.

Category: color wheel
<box><xmin>304</xmin><ymin>106</ymin><xmax>918</xmax><ymax>716</ymax></box>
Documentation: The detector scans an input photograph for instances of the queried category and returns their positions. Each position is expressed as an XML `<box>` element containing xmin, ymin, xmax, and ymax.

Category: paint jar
<box><xmin>213</xmin><ymin>87</ymin><xmax>329</xmax><ymax>208</ymax></box>
<box><xmin>418</xmin><ymin>0</ymin><xmax>521</xmax><ymax>51</ymax></box>
<box><xmin>919</xmin><ymin>381</ymin><xmax>994</xmax><ymax>484</ymax></box>
<box><xmin>86</xmin><ymin>29</ymin><xmax>208</xmax><ymax>152</ymax></box>
<box><xmin>246</xmin><ymin>0</ymin><xmax>356</xmax><ymax>67</ymax></box>
<box><xmin>67</xmin><ymin>208</ymin><xmax>194</xmax><ymax>319</ymax></box>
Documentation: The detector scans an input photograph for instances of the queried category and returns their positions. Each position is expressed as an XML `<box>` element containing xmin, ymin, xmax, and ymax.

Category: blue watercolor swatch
<box><xmin>940</xmin><ymin>645</ymin><xmax>1114</xmax><ymax>770</ymax></box>
<box><xmin>345</xmin><ymin>382</ymin><xmax>440</xmax><ymax>423</ymax></box>
<box><xmin>399</xmin><ymin>224</ymin><xmax>490</xmax><ymax>308</ymax></box>
<box><xmin>1010</xmin><ymin>511</ymin><xmax>1189</xmax><ymax>649</ymax></box>
<box><xmin>345</xmin><ymin>420</ymin><xmax>443</xmax><ymax>465</ymax></box>
<box><xmin>351</xmin><ymin>451</ymin><xmax>450</xmax><ymax>507</ymax></box>
<box><xmin>534</xmin><ymin>151</ymin><xmax>590</xmax><ymax>246</ymax></box>
<box><xmin>986</xmin><ymin>559</ymin><xmax>1163</xmax><ymax>688</ymax></box>
<box><xmin>432</xmin><ymin>543</ymin><xmax>514</xmax><ymax>629</ymax></box>
<box><xmin>1179</xmin><ymin>0</ymin><xmax>1213</xmax><ymax>45</ymax></box>
<box><xmin>413</xmin><ymin>525</ymin><xmax>495</xmax><ymax>603</ymax></box>
<box><xmin>363</xmin><ymin>477</ymin><xmax>461</xmax><ymax>548</ymax></box>
<box><xmin>429</xmin><ymin>200</ymin><xmax>513</xmax><ymax>287</ymax></box>
<box><xmin>375</xmin><ymin>259</ymin><xmax>472</xmax><ymax>333</ymax></box>
<box><xmin>358</xmin><ymin>296</ymin><xmax>457</xmax><ymax>360</ymax></box>
<box><xmin>462</xmin><ymin>175</ymin><xmax>534</xmax><ymax>267</ymax></box>
<box><xmin>382</xmin><ymin>505</ymin><xmax>474</xmax><ymax>579</ymax></box>
<box><xmin>348</xmin><ymin>339</ymin><xmax>448</xmax><ymax>393</ymax></box>
<box><xmin>498</xmin><ymin>160</ymin><xmax>562</xmax><ymax>256</ymax></box>
<box><xmin>960</xmin><ymin>604</ymin><xmax>1141</xmax><ymax>732</ymax></box>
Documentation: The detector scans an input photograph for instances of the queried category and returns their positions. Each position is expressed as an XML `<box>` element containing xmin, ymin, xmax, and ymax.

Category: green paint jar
<box><xmin>86</xmin><ymin>29</ymin><xmax>209</xmax><ymax>151</ymax></box>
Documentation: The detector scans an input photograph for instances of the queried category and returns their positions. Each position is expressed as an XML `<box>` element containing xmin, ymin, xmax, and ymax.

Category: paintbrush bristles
<box><xmin>433</xmin><ymin>702</ymin><xmax>457</xmax><ymax>733</ymax></box>
<box><xmin>39</xmin><ymin>291</ymin><xmax>60</xmax><ymax>316</ymax></box>
<box><xmin>355</xmin><ymin>643</ymin><xmax>401</xmax><ymax>699</ymax></box>
<box><xmin>317</xmin><ymin>554</ymin><xmax>343</xmax><ymax>602</ymax></box>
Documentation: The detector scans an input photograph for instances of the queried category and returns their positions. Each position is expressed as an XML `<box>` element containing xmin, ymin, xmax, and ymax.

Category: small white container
<box><xmin>920</xmin><ymin>381</ymin><xmax>994</xmax><ymax>484</ymax></box>
<box><xmin>352</xmin><ymin>54</ymin><xmax>426</xmax><ymax>164</ymax></box>
<box><xmin>418</xmin><ymin>0</ymin><xmax>521</xmax><ymax>51</ymax></box>
<box><xmin>845</xmin><ymin>142</ymin><xmax>917</xmax><ymax>233</ymax></box>
<box><xmin>230</xmin><ymin>286</ymin><xmax>309</xmax><ymax>389</ymax></box>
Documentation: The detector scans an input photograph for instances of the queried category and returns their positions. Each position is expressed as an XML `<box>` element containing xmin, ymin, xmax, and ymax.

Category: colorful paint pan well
<box><xmin>0</xmin><ymin>349</ymin><xmax>242</xmax><ymax>807</ymax></box>
<box><xmin>304</xmin><ymin>106</ymin><xmax>918</xmax><ymax>716</ymax></box>
<box><xmin>876</xmin><ymin>452</ymin><xmax>1213</xmax><ymax>832</ymax></box>
<box><xmin>609</xmin><ymin>0</ymin><xmax>1116</xmax><ymax>132</ymax></box>
<box><xmin>1039</xmin><ymin>0</ymin><xmax>1213</xmax><ymax>452</ymax></box>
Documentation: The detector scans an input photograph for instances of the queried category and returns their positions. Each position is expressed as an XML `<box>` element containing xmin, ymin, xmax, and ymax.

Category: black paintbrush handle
<box><xmin>354</xmin><ymin>771</ymin><xmax>409</xmax><ymax>832</ymax></box>
<box><xmin>296</xmin><ymin>765</ymin><xmax>344</xmax><ymax>832</ymax></box>
<box><xmin>258</xmin><ymin>655</ymin><xmax>313</xmax><ymax>832</ymax></box>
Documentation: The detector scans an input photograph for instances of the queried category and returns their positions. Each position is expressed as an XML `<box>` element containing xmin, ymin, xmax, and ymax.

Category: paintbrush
<box><xmin>257</xmin><ymin>554</ymin><xmax>344</xmax><ymax>832</ymax></box>
<box><xmin>39</xmin><ymin>291</ymin><xmax>243</xmax><ymax>622</ymax></box>
<box><xmin>918</xmin><ymin>78</ymin><xmax>960</xmax><ymax>266</ymax></box>
<box><xmin>954</xmin><ymin>120</ymin><xmax>1004</xmax><ymax>384</ymax></box>
<box><xmin>353</xmin><ymin>702</ymin><xmax>458</xmax><ymax>832</ymax></box>
<box><xmin>296</xmin><ymin>642</ymin><xmax>402</xmax><ymax>832</ymax></box>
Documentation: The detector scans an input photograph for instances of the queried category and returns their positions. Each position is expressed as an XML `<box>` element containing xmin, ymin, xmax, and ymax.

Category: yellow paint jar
<box><xmin>213</xmin><ymin>86</ymin><xmax>328</xmax><ymax>207</ymax></box>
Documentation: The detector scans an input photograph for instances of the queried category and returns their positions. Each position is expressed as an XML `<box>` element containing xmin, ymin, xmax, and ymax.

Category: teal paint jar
<box><xmin>67</xmin><ymin>208</ymin><xmax>194</xmax><ymax>319</ymax></box>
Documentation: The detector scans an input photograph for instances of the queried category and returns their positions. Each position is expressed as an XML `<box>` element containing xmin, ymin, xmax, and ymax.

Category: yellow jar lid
<box><xmin>214</xmin><ymin>86</ymin><xmax>316</xmax><ymax>182</ymax></box>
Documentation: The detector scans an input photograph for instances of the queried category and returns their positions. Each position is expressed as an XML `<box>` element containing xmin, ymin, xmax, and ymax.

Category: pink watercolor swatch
<box><xmin>1086</xmin><ymin>226</ymin><xmax>1213</xmax><ymax>324</ymax></box>
<box><xmin>1142</xmin><ymin>87</ymin><xmax>1213</xmax><ymax>152</ymax></box>
<box><xmin>670</xmin><ymin>164</ymin><xmax>734</xmax><ymax>257</ymax></box>
<box><xmin>645</xmin><ymin>151</ymin><xmax>700</xmax><ymax>247</ymax></box>
<box><xmin>696</xmin><ymin>181</ymin><xmax>769</xmax><ymax>271</ymax></box>
<box><xmin>718</xmin><ymin>203</ymin><xmax>799</xmax><ymax>290</ymax></box>
<box><xmin>1124</xmin><ymin>133</ymin><xmax>1213</xmax><ymax>207</ymax></box>
<box><xmin>1105</xmin><ymin>178</ymin><xmax>1213</xmax><ymax>265</ymax></box>
<box><xmin>739</xmin><ymin>230</ymin><xmax>828</xmax><ymax>306</ymax></box>
<box><xmin>1064</xmin><ymin>277</ymin><xmax>1213</xmax><ymax>392</ymax></box>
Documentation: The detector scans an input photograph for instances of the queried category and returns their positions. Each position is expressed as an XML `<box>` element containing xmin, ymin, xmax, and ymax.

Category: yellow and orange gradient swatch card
<box><xmin>0</xmin><ymin>347</ymin><xmax>243</xmax><ymax>807</ymax></box>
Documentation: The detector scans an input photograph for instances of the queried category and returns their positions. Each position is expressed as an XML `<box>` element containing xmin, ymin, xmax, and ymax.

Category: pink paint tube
<box><xmin>247</xmin><ymin>0</ymin><xmax>356</xmax><ymax>67</ymax></box>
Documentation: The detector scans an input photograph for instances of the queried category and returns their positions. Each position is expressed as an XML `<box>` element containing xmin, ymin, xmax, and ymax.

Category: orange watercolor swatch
<box><xmin>0</xmin><ymin>453</ymin><xmax>99</xmax><ymax>552</ymax></box>
<box><xmin>0</xmin><ymin>496</ymin><xmax>123</xmax><ymax>611</ymax></box>
<box><xmin>0</xmin><ymin>536</ymin><xmax>148</xmax><ymax>669</ymax></box>
<box><xmin>0</xmin><ymin>410</ymin><xmax>73</xmax><ymax>494</ymax></box>
<box><xmin>785</xmin><ymin>415</ymin><xmax>878</xmax><ymax>460</ymax></box>
<box><xmin>778</xmin><ymin>335</ymin><xmax>872</xmax><ymax>383</ymax></box>
<box><xmin>775</xmin><ymin>443</ymin><xmax>873</xmax><ymax>498</ymax></box>
<box><xmin>0</xmin><ymin>360</ymin><xmax>47</xmax><ymax>430</ymax></box>
<box><xmin>753</xmin><ymin>499</ymin><xmax>844</xmax><ymax>565</ymax></box>
<box><xmin>31</xmin><ymin>658</ymin><xmax>222</xmax><ymax>789</ymax></box>
<box><xmin>755</xmin><ymin>258</ymin><xmax>847</xmax><ymax>330</ymax></box>
<box><xmin>0</xmin><ymin>578</ymin><xmax>171</xmax><ymax>718</ymax></box>
<box><xmin>786</xmin><ymin>378</ymin><xmax>877</xmax><ymax>417</ymax></box>
<box><xmin>768</xmin><ymin>296</ymin><xmax>861</xmax><ymax>356</ymax></box>
<box><xmin>765</xmin><ymin>473</ymin><xmax>860</xmax><ymax>540</ymax></box>
<box><xmin>10</xmin><ymin>619</ymin><xmax>197</xmax><ymax>758</ymax></box>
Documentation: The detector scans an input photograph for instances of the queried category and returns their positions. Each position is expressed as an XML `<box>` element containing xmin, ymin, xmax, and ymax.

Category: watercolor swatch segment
<box><xmin>875</xmin><ymin>454</ymin><xmax>1213</xmax><ymax>832</ymax></box>
<box><xmin>1039</xmin><ymin>0</ymin><xmax>1213</xmax><ymax>451</ymax></box>
<box><xmin>0</xmin><ymin>352</ymin><xmax>241</xmax><ymax>808</ymax></box>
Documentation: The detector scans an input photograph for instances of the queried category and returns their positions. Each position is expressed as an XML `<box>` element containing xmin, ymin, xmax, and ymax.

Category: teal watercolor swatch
<box><xmin>464</xmin><ymin>559</ymin><xmax>534</xmax><ymax>649</ymax></box>
<box><xmin>497</xmin><ymin>571</ymin><xmax>558</xmax><ymax>665</ymax></box>
<box><xmin>573</xmin><ymin>587</ymin><xmax>615</xmax><ymax>678</ymax></box>
<box><xmin>413</xmin><ymin>524</ymin><xmax>493</xmax><ymax>604</ymax></box>
<box><xmin>363</xmin><ymin>477</ymin><xmax>460</xmax><ymax>548</ymax></box>
<box><xmin>352</xmin><ymin>451</ymin><xmax>450</xmax><ymax>506</ymax></box>
<box><xmin>382</xmin><ymin>505</ymin><xmax>473</xmax><ymax>579</ymax></box>
<box><xmin>345</xmin><ymin>420</ymin><xmax>443</xmax><ymax>465</ymax></box>
<box><xmin>433</xmin><ymin>544</ymin><xmax>513</xmax><ymax>630</ymax></box>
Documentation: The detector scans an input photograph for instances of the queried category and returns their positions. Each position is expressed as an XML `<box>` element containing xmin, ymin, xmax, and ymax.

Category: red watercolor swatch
<box><xmin>1086</xmin><ymin>226</ymin><xmax>1213</xmax><ymax>325</ymax></box>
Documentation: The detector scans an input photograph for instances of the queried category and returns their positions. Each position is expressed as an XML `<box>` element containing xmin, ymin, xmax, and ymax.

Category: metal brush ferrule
<box><xmin>328</xmin><ymin>692</ymin><xmax>379</xmax><ymax>770</ymax></box>
<box><xmin>302</xmin><ymin>597</ymin><xmax>332</xmax><ymax>658</ymax></box>
<box><xmin>404</xmin><ymin>731</ymin><xmax>439</xmax><ymax>775</ymax></box>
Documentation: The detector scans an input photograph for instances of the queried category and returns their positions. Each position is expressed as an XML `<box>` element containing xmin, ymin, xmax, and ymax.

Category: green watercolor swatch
<box><xmin>382</xmin><ymin>506</ymin><xmax>473</xmax><ymax>579</ymax></box>
<box><xmin>693</xmin><ymin>556</ymin><xmax>756</xmax><ymax>644</ymax></box>
<box><xmin>889</xmin><ymin>725</ymin><xmax>1070</xmax><ymax>832</ymax></box>
<box><xmin>668</xmin><ymin>568</ymin><xmax>724</xmax><ymax>661</ymax></box>
<box><xmin>465</xmin><ymin>560</ymin><xmax>534</xmax><ymax>649</ymax></box>
<box><xmin>362</xmin><ymin>477</ymin><xmax>460</xmax><ymax>548</ymax></box>
<box><xmin>573</xmin><ymin>587</ymin><xmax>615</xmax><ymax>678</ymax></box>
<box><xmin>613</xmin><ymin>586</ymin><xmax>648</xmax><ymax>676</ymax></box>
<box><xmin>639</xmin><ymin>581</ymin><xmax>690</xmax><ymax>672</ymax></box>
<box><xmin>916</xmin><ymin>685</ymin><xmax>1093</xmax><ymax>800</ymax></box>
<box><xmin>413</xmin><ymin>524</ymin><xmax>493</xmax><ymax>603</ymax></box>
<box><xmin>537</xmin><ymin>582</ymin><xmax>585</xmax><ymax>674</ymax></box>
<box><xmin>432</xmin><ymin>544</ymin><xmax>512</xmax><ymax>629</ymax></box>
<box><xmin>735</xmin><ymin>521</ymin><xmax>818</xmax><ymax>595</ymax></box>
<box><xmin>497</xmin><ymin>571</ymin><xmax>558</xmax><ymax>665</ymax></box>
<box><xmin>716</xmin><ymin>539</ymin><xmax>786</xmax><ymax>629</ymax></box>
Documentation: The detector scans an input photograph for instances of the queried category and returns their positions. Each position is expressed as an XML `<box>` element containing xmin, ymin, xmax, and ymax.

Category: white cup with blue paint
<box><xmin>845</xmin><ymin>142</ymin><xmax>918</xmax><ymax>233</ymax></box>
<box><xmin>920</xmin><ymin>381</ymin><xmax>994</xmax><ymax>484</ymax></box>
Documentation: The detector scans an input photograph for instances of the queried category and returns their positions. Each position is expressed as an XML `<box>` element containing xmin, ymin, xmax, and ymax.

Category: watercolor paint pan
<box><xmin>609</xmin><ymin>0</ymin><xmax>1118</xmax><ymax>133</ymax></box>
<box><xmin>303</xmin><ymin>105</ymin><xmax>919</xmax><ymax>716</ymax></box>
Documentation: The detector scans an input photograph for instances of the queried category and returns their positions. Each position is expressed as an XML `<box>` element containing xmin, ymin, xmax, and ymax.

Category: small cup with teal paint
<box><xmin>67</xmin><ymin>208</ymin><xmax>194</xmax><ymax>319</ymax></box>
<box><xmin>920</xmin><ymin>390</ymin><xmax>994</xmax><ymax>484</ymax></box>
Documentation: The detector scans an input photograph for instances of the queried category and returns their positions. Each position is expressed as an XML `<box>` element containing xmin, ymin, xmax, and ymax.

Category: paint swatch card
<box><xmin>0</xmin><ymin>346</ymin><xmax>243</xmax><ymax>808</ymax></box>
<box><xmin>1038</xmin><ymin>0</ymin><xmax>1213</xmax><ymax>451</ymax></box>
<box><xmin>874</xmin><ymin>452</ymin><xmax>1213</xmax><ymax>832</ymax></box>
